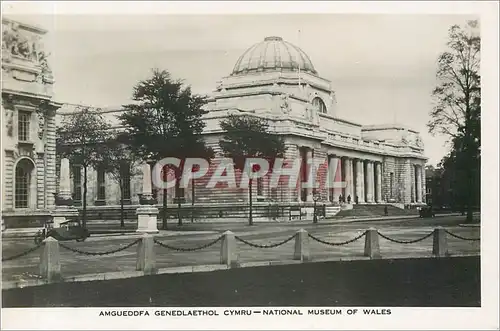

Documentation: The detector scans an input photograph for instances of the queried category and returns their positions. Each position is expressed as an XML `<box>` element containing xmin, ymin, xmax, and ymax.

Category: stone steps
<box><xmin>335</xmin><ymin>204</ymin><xmax>418</xmax><ymax>218</ymax></box>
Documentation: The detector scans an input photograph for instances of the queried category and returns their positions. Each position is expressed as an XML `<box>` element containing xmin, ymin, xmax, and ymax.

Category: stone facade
<box><xmin>54</xmin><ymin>36</ymin><xmax>427</xmax><ymax>214</ymax></box>
<box><xmin>2</xmin><ymin>18</ymin><xmax>62</xmax><ymax>228</ymax></box>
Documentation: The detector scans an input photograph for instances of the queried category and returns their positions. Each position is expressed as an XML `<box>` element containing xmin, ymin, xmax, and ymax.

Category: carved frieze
<box><xmin>5</xmin><ymin>108</ymin><xmax>14</xmax><ymax>137</ymax></box>
<box><xmin>304</xmin><ymin>104</ymin><xmax>320</xmax><ymax>125</ymax></box>
<box><xmin>279</xmin><ymin>94</ymin><xmax>291</xmax><ymax>114</ymax></box>
<box><xmin>2</xmin><ymin>20</ymin><xmax>52</xmax><ymax>84</ymax></box>
<box><xmin>37</xmin><ymin>109</ymin><xmax>45</xmax><ymax>139</ymax></box>
<box><xmin>36</xmin><ymin>100</ymin><xmax>49</xmax><ymax>140</ymax></box>
<box><xmin>15</xmin><ymin>144</ymin><xmax>36</xmax><ymax>159</ymax></box>
<box><xmin>415</xmin><ymin>135</ymin><xmax>424</xmax><ymax>148</ymax></box>
<box><xmin>3</xmin><ymin>94</ymin><xmax>14</xmax><ymax>137</ymax></box>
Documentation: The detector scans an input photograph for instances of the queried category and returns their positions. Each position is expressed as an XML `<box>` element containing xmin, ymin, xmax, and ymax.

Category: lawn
<box><xmin>2</xmin><ymin>256</ymin><xmax>480</xmax><ymax>307</ymax></box>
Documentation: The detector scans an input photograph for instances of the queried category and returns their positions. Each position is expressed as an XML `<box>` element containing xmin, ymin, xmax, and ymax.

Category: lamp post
<box><xmin>313</xmin><ymin>193</ymin><xmax>320</xmax><ymax>224</ymax></box>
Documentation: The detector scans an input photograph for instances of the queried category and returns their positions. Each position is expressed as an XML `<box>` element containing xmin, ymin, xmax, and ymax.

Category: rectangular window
<box><xmin>390</xmin><ymin>172</ymin><xmax>394</xmax><ymax>199</ymax></box>
<box><xmin>97</xmin><ymin>167</ymin><xmax>106</xmax><ymax>201</ymax></box>
<box><xmin>120</xmin><ymin>164</ymin><xmax>131</xmax><ymax>200</ymax></box>
<box><xmin>72</xmin><ymin>166</ymin><xmax>82</xmax><ymax>202</ymax></box>
<box><xmin>18</xmin><ymin>111</ymin><xmax>31</xmax><ymax>141</ymax></box>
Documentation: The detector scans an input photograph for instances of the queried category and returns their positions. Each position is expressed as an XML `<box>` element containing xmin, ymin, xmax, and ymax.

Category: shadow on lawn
<box><xmin>2</xmin><ymin>256</ymin><xmax>480</xmax><ymax>307</ymax></box>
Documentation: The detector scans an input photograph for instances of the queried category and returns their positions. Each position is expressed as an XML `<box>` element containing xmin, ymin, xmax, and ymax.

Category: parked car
<box><xmin>419</xmin><ymin>205</ymin><xmax>436</xmax><ymax>218</ymax></box>
<box><xmin>34</xmin><ymin>219</ymin><xmax>90</xmax><ymax>244</ymax></box>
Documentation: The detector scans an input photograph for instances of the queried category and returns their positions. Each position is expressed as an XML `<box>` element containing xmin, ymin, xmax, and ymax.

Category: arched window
<box><xmin>15</xmin><ymin>159</ymin><xmax>34</xmax><ymax>209</ymax></box>
<box><xmin>312</xmin><ymin>97</ymin><xmax>327</xmax><ymax>114</ymax></box>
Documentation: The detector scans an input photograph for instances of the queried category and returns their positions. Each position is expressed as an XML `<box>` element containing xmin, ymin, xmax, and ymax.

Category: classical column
<box><xmin>421</xmin><ymin>165</ymin><xmax>426</xmax><ymax>204</ymax></box>
<box><xmin>344</xmin><ymin>158</ymin><xmax>354</xmax><ymax>202</ymax></box>
<box><xmin>328</xmin><ymin>155</ymin><xmax>334</xmax><ymax>202</ymax></box>
<box><xmin>411</xmin><ymin>165</ymin><xmax>416</xmax><ymax>203</ymax></box>
<box><xmin>331</xmin><ymin>155</ymin><xmax>341</xmax><ymax>203</ymax></box>
<box><xmin>58</xmin><ymin>158</ymin><xmax>72</xmax><ymax>200</ymax></box>
<box><xmin>416</xmin><ymin>165</ymin><xmax>422</xmax><ymax>203</ymax></box>
<box><xmin>355</xmin><ymin>159</ymin><xmax>365</xmax><ymax>203</ymax></box>
<box><xmin>365</xmin><ymin>161</ymin><xmax>374</xmax><ymax>203</ymax></box>
<box><xmin>375</xmin><ymin>162</ymin><xmax>382</xmax><ymax>203</ymax></box>
<box><xmin>142</xmin><ymin>163</ymin><xmax>153</xmax><ymax>197</ymax></box>
<box><xmin>52</xmin><ymin>158</ymin><xmax>79</xmax><ymax>228</ymax></box>
<box><xmin>306</xmin><ymin>148</ymin><xmax>314</xmax><ymax>202</ymax></box>
<box><xmin>297</xmin><ymin>146</ymin><xmax>302</xmax><ymax>203</ymax></box>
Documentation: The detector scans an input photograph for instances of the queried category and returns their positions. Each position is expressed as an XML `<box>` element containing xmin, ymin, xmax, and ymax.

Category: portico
<box><xmin>292</xmin><ymin>149</ymin><xmax>396</xmax><ymax>205</ymax></box>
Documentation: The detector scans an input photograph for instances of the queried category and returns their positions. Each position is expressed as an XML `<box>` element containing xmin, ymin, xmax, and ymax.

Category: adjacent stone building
<box><xmin>2</xmin><ymin>18</ymin><xmax>62</xmax><ymax>228</ymax></box>
<box><xmin>56</xmin><ymin>36</ymin><xmax>427</xmax><ymax>216</ymax></box>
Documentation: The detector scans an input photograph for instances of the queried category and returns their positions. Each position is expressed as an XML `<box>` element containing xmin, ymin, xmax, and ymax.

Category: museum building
<box><xmin>2</xmin><ymin>19</ymin><xmax>427</xmax><ymax>227</ymax></box>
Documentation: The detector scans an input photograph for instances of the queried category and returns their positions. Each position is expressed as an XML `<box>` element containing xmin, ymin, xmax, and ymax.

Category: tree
<box><xmin>119</xmin><ymin>69</ymin><xmax>214</xmax><ymax>228</ymax></box>
<box><xmin>428</xmin><ymin>20</ymin><xmax>480</xmax><ymax>222</ymax></box>
<box><xmin>219</xmin><ymin>114</ymin><xmax>286</xmax><ymax>225</ymax></box>
<box><xmin>99</xmin><ymin>132</ymin><xmax>140</xmax><ymax>227</ymax></box>
<box><xmin>56</xmin><ymin>107</ymin><xmax>112</xmax><ymax>228</ymax></box>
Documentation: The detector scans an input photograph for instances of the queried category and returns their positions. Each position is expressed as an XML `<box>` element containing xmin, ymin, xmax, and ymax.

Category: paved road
<box><xmin>1</xmin><ymin>215</ymin><xmax>480</xmax><ymax>283</ymax></box>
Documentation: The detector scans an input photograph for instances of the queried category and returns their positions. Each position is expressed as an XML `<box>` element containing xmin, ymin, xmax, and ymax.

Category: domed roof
<box><xmin>231</xmin><ymin>36</ymin><xmax>317</xmax><ymax>76</ymax></box>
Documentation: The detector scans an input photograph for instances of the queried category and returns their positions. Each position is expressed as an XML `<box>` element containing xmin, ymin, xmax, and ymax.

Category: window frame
<box><xmin>312</xmin><ymin>97</ymin><xmax>327</xmax><ymax>114</ymax></box>
<box><xmin>72</xmin><ymin>165</ymin><xmax>82</xmax><ymax>203</ymax></box>
<box><xmin>18</xmin><ymin>110</ymin><xmax>31</xmax><ymax>142</ymax></box>
<box><xmin>96</xmin><ymin>166</ymin><xmax>106</xmax><ymax>201</ymax></box>
<box><xmin>15</xmin><ymin>163</ymin><xmax>30</xmax><ymax>208</ymax></box>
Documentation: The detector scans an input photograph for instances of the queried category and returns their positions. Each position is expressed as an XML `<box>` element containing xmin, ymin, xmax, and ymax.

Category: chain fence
<box><xmin>234</xmin><ymin>234</ymin><xmax>296</xmax><ymax>249</ymax></box>
<box><xmin>2</xmin><ymin>243</ymin><xmax>44</xmax><ymax>262</ymax></box>
<box><xmin>154</xmin><ymin>236</ymin><xmax>223</xmax><ymax>252</ymax></box>
<box><xmin>59</xmin><ymin>239</ymin><xmax>141</xmax><ymax>256</ymax></box>
<box><xmin>444</xmin><ymin>230</ymin><xmax>480</xmax><ymax>241</ymax></box>
<box><xmin>4</xmin><ymin>226</ymin><xmax>480</xmax><ymax>266</ymax></box>
<box><xmin>308</xmin><ymin>231</ymin><xmax>367</xmax><ymax>247</ymax></box>
<box><xmin>377</xmin><ymin>231</ymin><xmax>434</xmax><ymax>244</ymax></box>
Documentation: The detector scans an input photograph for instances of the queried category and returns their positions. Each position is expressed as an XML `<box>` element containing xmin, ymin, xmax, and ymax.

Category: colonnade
<box><xmin>296</xmin><ymin>147</ymin><xmax>385</xmax><ymax>204</ymax></box>
<box><xmin>295</xmin><ymin>147</ymin><xmax>425</xmax><ymax>205</ymax></box>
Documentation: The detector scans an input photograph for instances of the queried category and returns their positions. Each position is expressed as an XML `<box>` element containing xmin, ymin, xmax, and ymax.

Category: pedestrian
<box><xmin>355</xmin><ymin>195</ymin><xmax>359</xmax><ymax>204</ymax></box>
<box><xmin>338</xmin><ymin>194</ymin><xmax>343</xmax><ymax>204</ymax></box>
<box><xmin>384</xmin><ymin>205</ymin><xmax>388</xmax><ymax>216</ymax></box>
<box><xmin>347</xmin><ymin>195</ymin><xmax>351</xmax><ymax>204</ymax></box>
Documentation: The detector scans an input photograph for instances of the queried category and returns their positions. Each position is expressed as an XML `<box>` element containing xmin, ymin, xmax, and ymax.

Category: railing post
<box><xmin>136</xmin><ymin>233</ymin><xmax>156</xmax><ymax>275</ymax></box>
<box><xmin>364</xmin><ymin>228</ymin><xmax>380</xmax><ymax>259</ymax></box>
<box><xmin>220</xmin><ymin>230</ymin><xmax>237</xmax><ymax>266</ymax></box>
<box><xmin>39</xmin><ymin>237</ymin><xmax>61</xmax><ymax>282</ymax></box>
<box><xmin>293</xmin><ymin>229</ymin><xmax>310</xmax><ymax>261</ymax></box>
<box><xmin>432</xmin><ymin>226</ymin><xmax>448</xmax><ymax>257</ymax></box>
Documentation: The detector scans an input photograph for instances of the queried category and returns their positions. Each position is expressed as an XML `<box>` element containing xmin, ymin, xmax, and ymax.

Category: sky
<box><xmin>4</xmin><ymin>9</ymin><xmax>479</xmax><ymax>166</ymax></box>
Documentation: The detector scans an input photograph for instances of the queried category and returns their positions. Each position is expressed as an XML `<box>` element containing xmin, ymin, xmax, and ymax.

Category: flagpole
<box><xmin>392</xmin><ymin>77</ymin><xmax>397</xmax><ymax>124</ymax></box>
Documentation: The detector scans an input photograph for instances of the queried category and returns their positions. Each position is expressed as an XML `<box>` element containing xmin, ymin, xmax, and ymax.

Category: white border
<box><xmin>1</xmin><ymin>1</ymin><xmax>499</xmax><ymax>330</ymax></box>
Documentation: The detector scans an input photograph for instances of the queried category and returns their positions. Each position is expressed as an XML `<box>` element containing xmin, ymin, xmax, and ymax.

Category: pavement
<box><xmin>0</xmin><ymin>212</ymin><xmax>475</xmax><ymax>239</ymax></box>
<box><xmin>1</xmin><ymin>214</ymin><xmax>480</xmax><ymax>286</ymax></box>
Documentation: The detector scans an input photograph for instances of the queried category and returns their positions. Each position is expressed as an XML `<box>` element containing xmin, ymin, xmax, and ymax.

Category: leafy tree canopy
<box><xmin>119</xmin><ymin>69</ymin><xmax>214</xmax><ymax>170</ymax></box>
<box><xmin>219</xmin><ymin>114</ymin><xmax>286</xmax><ymax>171</ymax></box>
<box><xmin>56</xmin><ymin>106</ymin><xmax>112</xmax><ymax>168</ymax></box>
